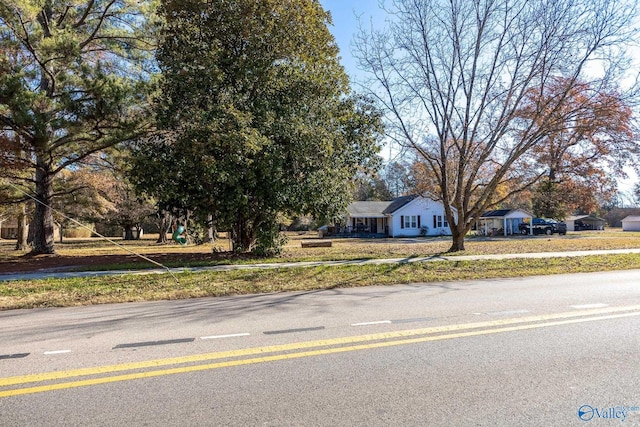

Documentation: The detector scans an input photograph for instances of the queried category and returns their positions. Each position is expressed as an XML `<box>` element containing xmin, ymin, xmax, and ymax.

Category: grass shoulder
<box><xmin>2</xmin><ymin>252</ymin><xmax>639</xmax><ymax>310</ymax></box>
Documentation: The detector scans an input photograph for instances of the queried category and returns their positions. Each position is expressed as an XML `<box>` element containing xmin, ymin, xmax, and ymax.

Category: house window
<box><xmin>434</xmin><ymin>215</ymin><xmax>444</xmax><ymax>228</ymax></box>
<box><xmin>403</xmin><ymin>215</ymin><xmax>418</xmax><ymax>229</ymax></box>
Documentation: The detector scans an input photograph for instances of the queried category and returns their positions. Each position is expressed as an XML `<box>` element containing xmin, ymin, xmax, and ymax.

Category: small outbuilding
<box><xmin>0</xmin><ymin>217</ymin><xmax>61</xmax><ymax>240</ymax></box>
<box><xmin>621</xmin><ymin>216</ymin><xmax>640</xmax><ymax>232</ymax></box>
<box><xmin>565</xmin><ymin>214</ymin><xmax>605</xmax><ymax>231</ymax></box>
<box><xmin>477</xmin><ymin>209</ymin><xmax>533</xmax><ymax>237</ymax></box>
<box><xmin>0</xmin><ymin>216</ymin><xmax>17</xmax><ymax>239</ymax></box>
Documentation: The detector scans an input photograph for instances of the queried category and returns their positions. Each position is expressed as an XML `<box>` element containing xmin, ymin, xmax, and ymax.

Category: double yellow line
<box><xmin>2</xmin><ymin>304</ymin><xmax>640</xmax><ymax>398</ymax></box>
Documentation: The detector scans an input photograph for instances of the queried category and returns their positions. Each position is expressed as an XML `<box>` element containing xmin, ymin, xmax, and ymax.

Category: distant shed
<box><xmin>621</xmin><ymin>216</ymin><xmax>640</xmax><ymax>232</ymax></box>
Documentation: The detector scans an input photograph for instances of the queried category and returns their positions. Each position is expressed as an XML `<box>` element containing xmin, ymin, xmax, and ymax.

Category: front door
<box><xmin>370</xmin><ymin>219</ymin><xmax>377</xmax><ymax>233</ymax></box>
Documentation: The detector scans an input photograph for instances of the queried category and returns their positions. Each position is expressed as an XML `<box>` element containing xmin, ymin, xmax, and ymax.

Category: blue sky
<box><xmin>319</xmin><ymin>1</ymin><xmax>400</xmax><ymax>161</ymax></box>
<box><xmin>319</xmin><ymin>0</ymin><xmax>385</xmax><ymax>82</ymax></box>
<box><xmin>318</xmin><ymin>1</ymin><xmax>637</xmax><ymax>194</ymax></box>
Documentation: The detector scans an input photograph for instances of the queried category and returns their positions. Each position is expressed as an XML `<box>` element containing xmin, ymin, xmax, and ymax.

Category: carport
<box><xmin>478</xmin><ymin>209</ymin><xmax>533</xmax><ymax>237</ymax></box>
<box><xmin>565</xmin><ymin>214</ymin><xmax>605</xmax><ymax>231</ymax></box>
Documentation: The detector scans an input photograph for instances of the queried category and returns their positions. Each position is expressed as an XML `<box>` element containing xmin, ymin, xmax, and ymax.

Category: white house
<box><xmin>343</xmin><ymin>195</ymin><xmax>456</xmax><ymax>237</ymax></box>
<box><xmin>621</xmin><ymin>216</ymin><xmax>640</xmax><ymax>231</ymax></box>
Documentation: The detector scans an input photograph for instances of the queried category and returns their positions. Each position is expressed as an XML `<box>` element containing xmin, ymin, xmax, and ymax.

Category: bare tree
<box><xmin>354</xmin><ymin>0</ymin><xmax>640</xmax><ymax>251</ymax></box>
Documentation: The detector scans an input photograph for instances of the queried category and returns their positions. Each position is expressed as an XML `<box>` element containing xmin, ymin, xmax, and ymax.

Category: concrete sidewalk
<box><xmin>2</xmin><ymin>248</ymin><xmax>640</xmax><ymax>282</ymax></box>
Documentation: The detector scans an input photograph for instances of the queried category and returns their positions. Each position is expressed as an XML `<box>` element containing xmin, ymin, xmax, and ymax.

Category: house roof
<box><xmin>0</xmin><ymin>218</ymin><xmax>19</xmax><ymax>227</ymax></box>
<box><xmin>347</xmin><ymin>194</ymin><xmax>441</xmax><ymax>217</ymax></box>
<box><xmin>382</xmin><ymin>194</ymin><xmax>419</xmax><ymax>214</ymax></box>
<box><xmin>481</xmin><ymin>209</ymin><xmax>511</xmax><ymax>218</ymax></box>
<box><xmin>621</xmin><ymin>216</ymin><xmax>640</xmax><ymax>222</ymax></box>
<box><xmin>346</xmin><ymin>201</ymin><xmax>394</xmax><ymax>218</ymax></box>
<box><xmin>567</xmin><ymin>214</ymin><xmax>605</xmax><ymax>222</ymax></box>
<box><xmin>480</xmin><ymin>209</ymin><xmax>532</xmax><ymax>219</ymax></box>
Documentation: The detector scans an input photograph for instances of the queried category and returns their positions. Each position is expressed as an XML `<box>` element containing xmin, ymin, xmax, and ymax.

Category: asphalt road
<box><xmin>1</xmin><ymin>270</ymin><xmax>640</xmax><ymax>426</ymax></box>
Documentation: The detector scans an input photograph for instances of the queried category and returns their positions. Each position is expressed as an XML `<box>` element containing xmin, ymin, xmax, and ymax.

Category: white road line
<box><xmin>43</xmin><ymin>350</ymin><xmax>71</xmax><ymax>355</ymax></box>
<box><xmin>200</xmin><ymin>333</ymin><xmax>250</xmax><ymax>340</ymax></box>
<box><xmin>571</xmin><ymin>303</ymin><xmax>608</xmax><ymax>309</ymax></box>
<box><xmin>351</xmin><ymin>320</ymin><xmax>392</xmax><ymax>326</ymax></box>
<box><xmin>486</xmin><ymin>309</ymin><xmax>531</xmax><ymax>316</ymax></box>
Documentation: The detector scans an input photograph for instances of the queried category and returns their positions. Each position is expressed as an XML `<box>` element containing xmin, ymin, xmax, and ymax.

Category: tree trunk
<box><xmin>123</xmin><ymin>225</ymin><xmax>135</xmax><ymax>240</ymax></box>
<box><xmin>155</xmin><ymin>212</ymin><xmax>172</xmax><ymax>244</ymax></box>
<box><xmin>233</xmin><ymin>218</ymin><xmax>256</xmax><ymax>252</ymax></box>
<box><xmin>204</xmin><ymin>214</ymin><xmax>215</xmax><ymax>243</ymax></box>
<box><xmin>31</xmin><ymin>162</ymin><xmax>56</xmax><ymax>254</ymax></box>
<box><xmin>448</xmin><ymin>224</ymin><xmax>467</xmax><ymax>252</ymax></box>
<box><xmin>15</xmin><ymin>204</ymin><xmax>29</xmax><ymax>251</ymax></box>
<box><xmin>156</xmin><ymin>231</ymin><xmax>168</xmax><ymax>244</ymax></box>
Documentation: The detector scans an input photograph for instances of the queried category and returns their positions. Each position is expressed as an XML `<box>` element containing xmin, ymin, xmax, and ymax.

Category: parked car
<box><xmin>573</xmin><ymin>220</ymin><xmax>592</xmax><ymax>231</ymax></box>
<box><xmin>519</xmin><ymin>218</ymin><xmax>567</xmax><ymax>235</ymax></box>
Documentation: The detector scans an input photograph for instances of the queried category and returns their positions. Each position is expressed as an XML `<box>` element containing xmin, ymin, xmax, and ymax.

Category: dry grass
<box><xmin>2</xmin><ymin>229</ymin><xmax>640</xmax><ymax>267</ymax></box>
<box><xmin>2</xmin><ymin>229</ymin><xmax>640</xmax><ymax>310</ymax></box>
<box><xmin>280</xmin><ymin>229</ymin><xmax>640</xmax><ymax>260</ymax></box>
<box><xmin>2</xmin><ymin>253</ymin><xmax>640</xmax><ymax>310</ymax></box>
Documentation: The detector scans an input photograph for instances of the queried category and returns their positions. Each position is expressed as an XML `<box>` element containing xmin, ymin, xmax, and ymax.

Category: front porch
<box><xmin>321</xmin><ymin>216</ymin><xmax>389</xmax><ymax>238</ymax></box>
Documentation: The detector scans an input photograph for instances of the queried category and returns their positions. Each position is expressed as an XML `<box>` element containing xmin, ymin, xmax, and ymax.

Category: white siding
<box><xmin>622</xmin><ymin>216</ymin><xmax>640</xmax><ymax>231</ymax></box>
<box><xmin>390</xmin><ymin>198</ymin><xmax>453</xmax><ymax>237</ymax></box>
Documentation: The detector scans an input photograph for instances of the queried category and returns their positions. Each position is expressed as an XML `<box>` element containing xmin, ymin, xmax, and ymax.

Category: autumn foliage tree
<box><xmin>524</xmin><ymin>79</ymin><xmax>637</xmax><ymax>218</ymax></box>
<box><xmin>100</xmin><ymin>164</ymin><xmax>158</xmax><ymax>241</ymax></box>
<box><xmin>50</xmin><ymin>166</ymin><xmax>117</xmax><ymax>241</ymax></box>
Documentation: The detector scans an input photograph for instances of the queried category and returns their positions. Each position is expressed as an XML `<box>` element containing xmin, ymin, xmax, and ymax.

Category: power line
<box><xmin>3</xmin><ymin>181</ymin><xmax>180</xmax><ymax>284</ymax></box>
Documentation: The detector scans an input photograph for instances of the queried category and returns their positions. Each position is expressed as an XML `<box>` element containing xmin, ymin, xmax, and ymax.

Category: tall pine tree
<box><xmin>0</xmin><ymin>1</ymin><xmax>157</xmax><ymax>253</ymax></box>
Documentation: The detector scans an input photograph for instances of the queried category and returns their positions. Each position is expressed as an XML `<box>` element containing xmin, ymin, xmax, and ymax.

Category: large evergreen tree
<box><xmin>0</xmin><ymin>0</ymin><xmax>157</xmax><ymax>254</ymax></box>
<box><xmin>133</xmin><ymin>0</ymin><xmax>382</xmax><ymax>254</ymax></box>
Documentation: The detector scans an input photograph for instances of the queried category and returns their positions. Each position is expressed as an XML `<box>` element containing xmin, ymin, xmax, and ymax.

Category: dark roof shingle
<box><xmin>382</xmin><ymin>194</ymin><xmax>419</xmax><ymax>214</ymax></box>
